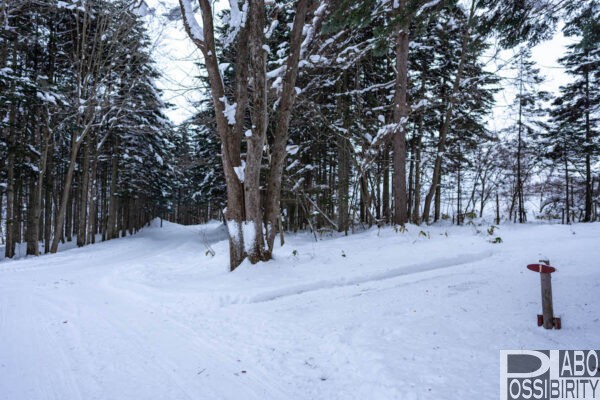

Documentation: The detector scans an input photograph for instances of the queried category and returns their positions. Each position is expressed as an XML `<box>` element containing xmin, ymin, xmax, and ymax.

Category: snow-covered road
<box><xmin>1</xmin><ymin>221</ymin><xmax>599</xmax><ymax>399</ymax></box>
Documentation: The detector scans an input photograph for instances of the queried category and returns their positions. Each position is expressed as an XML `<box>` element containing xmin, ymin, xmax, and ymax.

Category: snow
<box><xmin>180</xmin><ymin>0</ymin><xmax>204</xmax><ymax>43</ymax></box>
<box><xmin>265</xmin><ymin>19</ymin><xmax>279</xmax><ymax>39</ymax></box>
<box><xmin>36</xmin><ymin>91</ymin><xmax>57</xmax><ymax>104</ymax></box>
<box><xmin>416</xmin><ymin>0</ymin><xmax>441</xmax><ymax>16</ymax></box>
<box><xmin>218</xmin><ymin>62</ymin><xmax>231</xmax><ymax>75</ymax></box>
<box><xmin>220</xmin><ymin>97</ymin><xmax>237</xmax><ymax>125</ymax></box>
<box><xmin>233</xmin><ymin>160</ymin><xmax>246</xmax><ymax>183</ymax></box>
<box><xmin>286</xmin><ymin>144</ymin><xmax>300</xmax><ymax>155</ymax></box>
<box><xmin>242</xmin><ymin>221</ymin><xmax>256</xmax><ymax>254</ymax></box>
<box><xmin>228</xmin><ymin>0</ymin><xmax>243</xmax><ymax>30</ymax></box>
<box><xmin>226</xmin><ymin>219</ymin><xmax>240</xmax><ymax>246</ymax></box>
<box><xmin>1</xmin><ymin>221</ymin><xmax>599</xmax><ymax>399</ymax></box>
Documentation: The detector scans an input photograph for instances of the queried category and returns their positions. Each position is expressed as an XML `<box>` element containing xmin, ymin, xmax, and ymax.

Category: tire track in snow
<box><xmin>102</xmin><ymin>291</ymin><xmax>294</xmax><ymax>400</ymax></box>
<box><xmin>0</xmin><ymin>292</ymin><xmax>83</xmax><ymax>400</ymax></box>
<box><xmin>36</xmin><ymin>306</ymin><xmax>85</xmax><ymax>400</ymax></box>
<box><xmin>32</xmin><ymin>281</ymin><xmax>294</xmax><ymax>400</ymax></box>
<box><xmin>32</xmin><ymin>290</ymin><xmax>202</xmax><ymax>400</ymax></box>
<box><xmin>221</xmin><ymin>250</ymin><xmax>494</xmax><ymax>306</ymax></box>
<box><xmin>0</xmin><ymin>293</ymin><xmax>5</xmax><ymax>334</ymax></box>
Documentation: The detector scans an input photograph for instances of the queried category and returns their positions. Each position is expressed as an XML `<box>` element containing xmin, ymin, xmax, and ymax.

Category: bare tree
<box><xmin>179</xmin><ymin>0</ymin><xmax>327</xmax><ymax>270</ymax></box>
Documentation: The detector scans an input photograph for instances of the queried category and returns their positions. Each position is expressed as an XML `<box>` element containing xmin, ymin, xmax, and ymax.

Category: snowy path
<box><xmin>1</xmin><ymin>221</ymin><xmax>599</xmax><ymax>399</ymax></box>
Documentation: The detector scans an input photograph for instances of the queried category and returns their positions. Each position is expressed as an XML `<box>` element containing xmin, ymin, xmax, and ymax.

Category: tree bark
<box><xmin>179</xmin><ymin>0</ymin><xmax>246</xmax><ymax>270</ymax></box>
<box><xmin>337</xmin><ymin>75</ymin><xmax>351</xmax><ymax>233</ymax></box>
<box><xmin>106</xmin><ymin>135</ymin><xmax>119</xmax><ymax>240</ymax></box>
<box><xmin>411</xmin><ymin>125</ymin><xmax>422</xmax><ymax>224</ymax></box>
<box><xmin>564</xmin><ymin>149</ymin><xmax>570</xmax><ymax>224</ymax></box>
<box><xmin>583</xmin><ymin>65</ymin><xmax>592</xmax><ymax>222</ymax></box>
<box><xmin>77</xmin><ymin>140</ymin><xmax>90</xmax><ymax>247</ymax></box>
<box><xmin>4</xmin><ymin>105</ymin><xmax>16</xmax><ymax>258</ymax></box>
<box><xmin>50</xmin><ymin>130</ymin><xmax>85</xmax><ymax>253</ymax></box>
<box><xmin>44</xmin><ymin>165</ymin><xmax>52</xmax><ymax>253</ymax></box>
<box><xmin>179</xmin><ymin>0</ymin><xmax>315</xmax><ymax>268</ymax></box>
<box><xmin>434</xmin><ymin>171</ymin><xmax>441</xmax><ymax>222</ymax></box>
<box><xmin>244</xmin><ymin>0</ymin><xmax>268</xmax><ymax>263</ymax></box>
<box><xmin>263</xmin><ymin>0</ymin><xmax>310</xmax><ymax>256</ymax></box>
<box><xmin>26</xmin><ymin>175</ymin><xmax>39</xmax><ymax>256</ymax></box>
<box><xmin>87</xmin><ymin>136</ymin><xmax>98</xmax><ymax>244</ymax></box>
<box><xmin>4</xmin><ymin>38</ymin><xmax>19</xmax><ymax>258</ymax></box>
<box><xmin>391</xmin><ymin>0</ymin><xmax>409</xmax><ymax>226</ymax></box>
<box><xmin>516</xmin><ymin>54</ymin><xmax>525</xmax><ymax>223</ymax></box>
<box><xmin>382</xmin><ymin>143</ymin><xmax>390</xmax><ymax>223</ymax></box>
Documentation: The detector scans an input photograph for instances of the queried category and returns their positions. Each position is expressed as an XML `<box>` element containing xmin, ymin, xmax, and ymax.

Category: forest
<box><xmin>0</xmin><ymin>0</ymin><xmax>598</xmax><ymax>270</ymax></box>
<box><xmin>1</xmin><ymin>2</ymin><xmax>599</xmax><ymax>398</ymax></box>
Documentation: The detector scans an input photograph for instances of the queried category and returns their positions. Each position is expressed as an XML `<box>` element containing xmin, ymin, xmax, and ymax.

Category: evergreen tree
<box><xmin>550</xmin><ymin>3</ymin><xmax>599</xmax><ymax>221</ymax></box>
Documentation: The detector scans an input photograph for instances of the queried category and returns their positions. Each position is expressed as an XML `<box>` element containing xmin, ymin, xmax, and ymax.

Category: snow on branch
<box><xmin>219</xmin><ymin>96</ymin><xmax>237</xmax><ymax>125</ymax></box>
<box><xmin>224</xmin><ymin>0</ymin><xmax>248</xmax><ymax>46</ymax></box>
<box><xmin>267</xmin><ymin>1</ymin><xmax>329</xmax><ymax>91</ymax></box>
<box><xmin>300</xmin><ymin>2</ymin><xmax>328</xmax><ymax>58</ymax></box>
<box><xmin>179</xmin><ymin>0</ymin><xmax>205</xmax><ymax>45</ymax></box>
<box><xmin>233</xmin><ymin>160</ymin><xmax>246</xmax><ymax>183</ymax></box>
<box><xmin>416</xmin><ymin>0</ymin><xmax>441</xmax><ymax>17</ymax></box>
<box><xmin>370</xmin><ymin>118</ymin><xmax>408</xmax><ymax>147</ymax></box>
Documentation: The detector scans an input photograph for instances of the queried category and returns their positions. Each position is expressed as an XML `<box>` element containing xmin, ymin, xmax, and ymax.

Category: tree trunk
<box><xmin>564</xmin><ymin>152</ymin><xmax>570</xmax><ymax>224</ymax></box>
<box><xmin>411</xmin><ymin>123</ymin><xmax>422</xmax><ymax>224</ymax></box>
<box><xmin>26</xmin><ymin>177</ymin><xmax>39</xmax><ymax>255</ymax></box>
<box><xmin>50</xmin><ymin>132</ymin><xmax>84</xmax><ymax>253</ymax></box>
<box><xmin>4</xmin><ymin>104</ymin><xmax>16</xmax><ymax>258</ymax></box>
<box><xmin>179</xmin><ymin>0</ymin><xmax>246</xmax><ymax>270</ymax></box>
<box><xmin>0</xmin><ymin>192</ymin><xmax>3</xmax><ymax>246</ymax></box>
<box><xmin>121</xmin><ymin>199</ymin><xmax>128</xmax><ymax>237</ymax></box>
<box><xmin>65</xmin><ymin>182</ymin><xmax>73</xmax><ymax>242</ymax></box>
<box><xmin>87</xmin><ymin>139</ymin><xmax>98</xmax><ymax>244</ymax></box>
<box><xmin>516</xmin><ymin>58</ymin><xmax>525</xmax><ymax>224</ymax></box>
<box><xmin>28</xmin><ymin>121</ymin><xmax>51</xmax><ymax>256</ymax></box>
<box><xmin>14</xmin><ymin>180</ymin><xmax>23</xmax><ymax>246</ymax></box>
<box><xmin>77</xmin><ymin>140</ymin><xmax>90</xmax><ymax>247</ymax></box>
<box><xmin>407</xmin><ymin>140</ymin><xmax>414</xmax><ymax>220</ymax></box>
<box><xmin>479</xmin><ymin>173</ymin><xmax>487</xmax><ymax>218</ymax></box>
<box><xmin>434</xmin><ymin>172</ymin><xmax>441</xmax><ymax>222</ymax></box>
<box><xmin>244</xmin><ymin>0</ymin><xmax>268</xmax><ymax>263</ymax></box>
<box><xmin>44</xmin><ymin>169</ymin><xmax>52</xmax><ymax>253</ymax></box>
<box><xmin>338</xmin><ymin>135</ymin><xmax>351</xmax><ymax>233</ymax></box>
<box><xmin>382</xmin><ymin>143</ymin><xmax>390</xmax><ymax>223</ymax></box>
<box><xmin>456</xmin><ymin>159</ymin><xmax>462</xmax><ymax>225</ymax></box>
<box><xmin>263</xmin><ymin>0</ymin><xmax>310</xmax><ymax>256</ymax></box>
<box><xmin>337</xmin><ymin>75</ymin><xmax>351</xmax><ymax>233</ymax></box>
<box><xmin>583</xmin><ymin>65</ymin><xmax>592</xmax><ymax>222</ymax></box>
<box><xmin>495</xmin><ymin>192</ymin><xmax>500</xmax><ymax>225</ymax></box>
<box><xmin>100</xmin><ymin>164</ymin><xmax>108</xmax><ymax>241</ymax></box>
<box><xmin>106</xmin><ymin>136</ymin><xmax>119</xmax><ymax>240</ymax></box>
<box><xmin>391</xmin><ymin>1</ymin><xmax>409</xmax><ymax>226</ymax></box>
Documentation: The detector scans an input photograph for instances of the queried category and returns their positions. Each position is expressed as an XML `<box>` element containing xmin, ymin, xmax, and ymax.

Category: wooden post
<box><xmin>539</xmin><ymin>259</ymin><xmax>554</xmax><ymax>329</ymax></box>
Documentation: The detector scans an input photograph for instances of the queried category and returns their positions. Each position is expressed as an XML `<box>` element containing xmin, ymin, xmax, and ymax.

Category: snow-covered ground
<box><xmin>1</xmin><ymin>220</ymin><xmax>598</xmax><ymax>399</ymax></box>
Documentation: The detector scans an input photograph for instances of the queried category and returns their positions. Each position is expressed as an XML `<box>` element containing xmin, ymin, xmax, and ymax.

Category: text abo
<box><xmin>501</xmin><ymin>350</ymin><xmax>600</xmax><ymax>399</ymax></box>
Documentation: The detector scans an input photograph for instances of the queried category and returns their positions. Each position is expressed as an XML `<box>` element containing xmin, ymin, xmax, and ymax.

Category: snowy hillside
<box><xmin>1</xmin><ymin>221</ymin><xmax>598</xmax><ymax>399</ymax></box>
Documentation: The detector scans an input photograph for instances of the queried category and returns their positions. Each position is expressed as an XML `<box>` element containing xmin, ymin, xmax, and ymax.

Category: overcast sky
<box><xmin>489</xmin><ymin>26</ymin><xmax>577</xmax><ymax>133</ymax></box>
